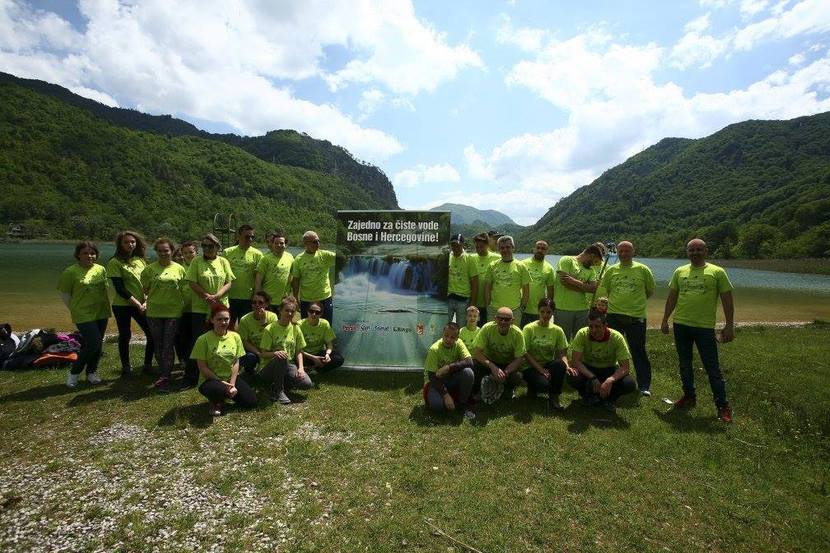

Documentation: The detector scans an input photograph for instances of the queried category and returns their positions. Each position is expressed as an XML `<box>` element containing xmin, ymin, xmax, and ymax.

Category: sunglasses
<box><xmin>496</xmin><ymin>316</ymin><xmax>513</xmax><ymax>321</ymax></box>
<box><xmin>308</xmin><ymin>309</ymin><xmax>322</xmax><ymax>315</ymax></box>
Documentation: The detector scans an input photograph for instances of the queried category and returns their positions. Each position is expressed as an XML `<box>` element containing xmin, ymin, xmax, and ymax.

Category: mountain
<box><xmin>0</xmin><ymin>72</ymin><xmax>398</xmax><ymax>210</ymax></box>
<box><xmin>430</xmin><ymin>203</ymin><xmax>518</xmax><ymax>227</ymax></box>
<box><xmin>0</xmin><ymin>80</ymin><xmax>394</xmax><ymax>243</ymax></box>
<box><xmin>523</xmin><ymin>113</ymin><xmax>830</xmax><ymax>258</ymax></box>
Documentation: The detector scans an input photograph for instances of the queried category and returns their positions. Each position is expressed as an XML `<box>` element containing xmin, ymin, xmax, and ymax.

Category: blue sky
<box><xmin>2</xmin><ymin>0</ymin><xmax>829</xmax><ymax>224</ymax></box>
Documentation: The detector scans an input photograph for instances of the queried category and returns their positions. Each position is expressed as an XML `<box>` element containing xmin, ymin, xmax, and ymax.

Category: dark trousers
<box><xmin>300</xmin><ymin>297</ymin><xmax>333</xmax><ymax>324</ymax></box>
<box><xmin>175</xmin><ymin>312</ymin><xmax>193</xmax><ymax>365</ymax></box>
<box><xmin>228</xmin><ymin>298</ymin><xmax>251</xmax><ymax>328</ymax></box>
<box><xmin>425</xmin><ymin>367</ymin><xmax>475</xmax><ymax>412</ymax></box>
<box><xmin>522</xmin><ymin>359</ymin><xmax>567</xmax><ymax>397</ymax></box>
<box><xmin>185</xmin><ymin>312</ymin><xmax>210</xmax><ymax>384</ymax></box>
<box><xmin>72</xmin><ymin>319</ymin><xmax>108</xmax><ymax>375</ymax></box>
<box><xmin>147</xmin><ymin>317</ymin><xmax>178</xmax><ymax>378</ymax></box>
<box><xmin>240</xmin><ymin>352</ymin><xmax>260</xmax><ymax>374</ymax></box>
<box><xmin>198</xmin><ymin>377</ymin><xmax>257</xmax><ymax>408</ymax></box>
<box><xmin>112</xmin><ymin>305</ymin><xmax>153</xmax><ymax>370</ymax></box>
<box><xmin>476</xmin><ymin>306</ymin><xmax>488</xmax><ymax>328</ymax></box>
<box><xmin>472</xmin><ymin>360</ymin><xmax>524</xmax><ymax>395</ymax></box>
<box><xmin>567</xmin><ymin>364</ymin><xmax>637</xmax><ymax>403</ymax></box>
<box><xmin>260</xmin><ymin>357</ymin><xmax>313</xmax><ymax>397</ymax></box>
<box><xmin>520</xmin><ymin>312</ymin><xmax>539</xmax><ymax>328</ymax></box>
<box><xmin>606</xmin><ymin>313</ymin><xmax>652</xmax><ymax>391</ymax></box>
<box><xmin>673</xmin><ymin>323</ymin><xmax>728</xmax><ymax>408</ymax></box>
<box><xmin>305</xmin><ymin>350</ymin><xmax>345</xmax><ymax>372</ymax></box>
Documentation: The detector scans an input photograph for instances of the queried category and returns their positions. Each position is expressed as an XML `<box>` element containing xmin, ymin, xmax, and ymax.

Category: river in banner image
<box><xmin>1</xmin><ymin>243</ymin><xmax>830</xmax><ymax>332</ymax></box>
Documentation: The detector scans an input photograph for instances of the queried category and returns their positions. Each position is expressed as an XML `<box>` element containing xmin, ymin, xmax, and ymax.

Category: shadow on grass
<box><xmin>0</xmin><ymin>382</ymin><xmax>78</xmax><ymax>404</ymax></box>
<box><xmin>157</xmin><ymin>402</ymin><xmax>214</xmax><ymax>428</ymax></box>
<box><xmin>408</xmin><ymin>403</ymin><xmax>464</xmax><ymax>427</ymax></box>
<box><xmin>66</xmin><ymin>375</ymin><xmax>159</xmax><ymax>407</ymax></box>
<box><xmin>560</xmin><ymin>399</ymin><xmax>631</xmax><ymax>433</ymax></box>
<box><xmin>652</xmin><ymin>407</ymin><xmax>726</xmax><ymax>434</ymax></box>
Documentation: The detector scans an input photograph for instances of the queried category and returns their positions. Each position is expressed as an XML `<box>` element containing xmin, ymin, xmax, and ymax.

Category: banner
<box><xmin>333</xmin><ymin>210</ymin><xmax>451</xmax><ymax>370</ymax></box>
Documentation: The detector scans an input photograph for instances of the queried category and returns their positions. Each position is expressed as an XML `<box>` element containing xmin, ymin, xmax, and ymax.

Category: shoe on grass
<box><xmin>718</xmin><ymin>405</ymin><xmax>733</xmax><ymax>423</ymax></box>
<box><xmin>463</xmin><ymin>409</ymin><xmax>476</xmax><ymax>420</ymax></box>
<box><xmin>673</xmin><ymin>395</ymin><xmax>697</xmax><ymax>409</ymax></box>
<box><xmin>66</xmin><ymin>372</ymin><xmax>79</xmax><ymax>388</ymax></box>
<box><xmin>208</xmin><ymin>402</ymin><xmax>223</xmax><ymax>416</ymax></box>
<box><xmin>271</xmin><ymin>391</ymin><xmax>292</xmax><ymax>405</ymax></box>
<box><xmin>87</xmin><ymin>372</ymin><xmax>102</xmax><ymax>385</ymax></box>
<box><xmin>548</xmin><ymin>395</ymin><xmax>564</xmax><ymax>411</ymax></box>
<box><xmin>154</xmin><ymin>377</ymin><xmax>171</xmax><ymax>393</ymax></box>
<box><xmin>640</xmin><ymin>389</ymin><xmax>651</xmax><ymax>397</ymax></box>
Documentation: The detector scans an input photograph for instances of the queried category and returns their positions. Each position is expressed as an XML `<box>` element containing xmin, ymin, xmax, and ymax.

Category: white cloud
<box><xmin>393</xmin><ymin>163</ymin><xmax>461</xmax><ymax>188</ymax></box>
<box><xmin>789</xmin><ymin>52</ymin><xmax>806</xmax><ymax>65</ymax></box>
<box><xmin>496</xmin><ymin>14</ymin><xmax>548</xmax><ymax>52</ymax></box>
<box><xmin>740</xmin><ymin>0</ymin><xmax>770</xmax><ymax>18</ymax></box>
<box><xmin>670</xmin><ymin>14</ymin><xmax>730</xmax><ymax>69</ymax></box>
<box><xmin>734</xmin><ymin>0</ymin><xmax>830</xmax><ymax>51</ymax></box>
<box><xmin>698</xmin><ymin>0</ymin><xmax>731</xmax><ymax>8</ymax></box>
<box><xmin>358</xmin><ymin>88</ymin><xmax>385</xmax><ymax>121</ymax></box>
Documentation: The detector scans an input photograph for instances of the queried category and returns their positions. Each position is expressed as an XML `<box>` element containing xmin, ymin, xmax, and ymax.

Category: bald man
<box><xmin>661</xmin><ymin>238</ymin><xmax>735</xmax><ymax>423</ymax></box>
<box><xmin>472</xmin><ymin>306</ymin><xmax>527</xmax><ymax>401</ymax></box>
<box><xmin>597</xmin><ymin>241</ymin><xmax>656</xmax><ymax>395</ymax></box>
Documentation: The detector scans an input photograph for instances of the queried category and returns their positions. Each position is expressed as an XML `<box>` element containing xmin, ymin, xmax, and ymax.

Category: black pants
<box><xmin>112</xmin><ymin>305</ymin><xmax>154</xmax><ymax>370</ymax></box>
<box><xmin>185</xmin><ymin>312</ymin><xmax>210</xmax><ymax>384</ymax></box>
<box><xmin>305</xmin><ymin>349</ymin><xmax>345</xmax><ymax>372</ymax></box>
<box><xmin>475</xmin><ymin>306</ymin><xmax>488</xmax><ymax>327</ymax></box>
<box><xmin>568</xmin><ymin>364</ymin><xmax>637</xmax><ymax>403</ymax></box>
<box><xmin>300</xmin><ymin>297</ymin><xmax>333</xmax><ymax>324</ymax></box>
<box><xmin>198</xmin><ymin>377</ymin><xmax>257</xmax><ymax>407</ymax></box>
<box><xmin>175</xmin><ymin>312</ymin><xmax>193</xmax><ymax>365</ymax></box>
<box><xmin>72</xmin><ymin>319</ymin><xmax>108</xmax><ymax>375</ymax></box>
<box><xmin>472</xmin><ymin>360</ymin><xmax>524</xmax><ymax>395</ymax></box>
<box><xmin>228</xmin><ymin>298</ymin><xmax>251</xmax><ymax>328</ymax></box>
<box><xmin>607</xmin><ymin>313</ymin><xmax>652</xmax><ymax>391</ymax></box>
<box><xmin>522</xmin><ymin>359</ymin><xmax>567</xmax><ymax>397</ymax></box>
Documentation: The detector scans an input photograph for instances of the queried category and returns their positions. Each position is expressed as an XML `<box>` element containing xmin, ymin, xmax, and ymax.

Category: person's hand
<box><xmin>537</xmin><ymin>367</ymin><xmax>550</xmax><ymax>379</ymax></box>
<box><xmin>224</xmin><ymin>382</ymin><xmax>237</xmax><ymax>398</ymax></box>
<box><xmin>492</xmin><ymin>366</ymin><xmax>506</xmax><ymax>383</ymax></box>
<box><xmin>720</xmin><ymin>324</ymin><xmax>735</xmax><ymax>343</ymax></box>
<box><xmin>559</xmin><ymin>273</ymin><xmax>580</xmax><ymax>287</ymax></box>
<box><xmin>275</xmin><ymin>350</ymin><xmax>289</xmax><ymax>360</ymax></box>
<box><xmin>297</xmin><ymin>368</ymin><xmax>307</xmax><ymax>380</ymax></box>
<box><xmin>323</xmin><ymin>352</ymin><xmax>332</xmax><ymax>364</ymax></box>
<box><xmin>660</xmin><ymin>320</ymin><xmax>670</xmax><ymax>334</ymax></box>
<box><xmin>599</xmin><ymin>377</ymin><xmax>614</xmax><ymax>399</ymax></box>
<box><xmin>565</xmin><ymin>365</ymin><xmax>577</xmax><ymax>377</ymax></box>
<box><xmin>590</xmin><ymin>377</ymin><xmax>601</xmax><ymax>395</ymax></box>
<box><xmin>436</xmin><ymin>365</ymin><xmax>450</xmax><ymax>379</ymax></box>
<box><xmin>443</xmin><ymin>393</ymin><xmax>455</xmax><ymax>411</ymax></box>
<box><xmin>310</xmin><ymin>355</ymin><xmax>323</xmax><ymax>368</ymax></box>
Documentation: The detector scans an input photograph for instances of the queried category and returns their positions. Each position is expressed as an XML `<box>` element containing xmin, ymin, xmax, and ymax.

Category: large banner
<box><xmin>333</xmin><ymin>210</ymin><xmax>451</xmax><ymax>370</ymax></box>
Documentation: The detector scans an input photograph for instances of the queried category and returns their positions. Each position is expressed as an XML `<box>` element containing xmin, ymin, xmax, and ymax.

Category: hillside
<box><xmin>523</xmin><ymin>113</ymin><xmax>830</xmax><ymax>258</ymax></box>
<box><xmin>0</xmin><ymin>82</ymin><xmax>393</xmax><ymax>243</ymax></box>
<box><xmin>430</xmin><ymin>202</ymin><xmax>517</xmax><ymax>226</ymax></box>
<box><xmin>0</xmin><ymin>72</ymin><xmax>398</xmax><ymax>210</ymax></box>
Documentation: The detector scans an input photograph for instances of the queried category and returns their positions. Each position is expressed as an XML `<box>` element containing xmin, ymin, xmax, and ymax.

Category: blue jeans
<box><xmin>72</xmin><ymin>319</ymin><xmax>108</xmax><ymax>375</ymax></box>
<box><xmin>673</xmin><ymin>323</ymin><xmax>728</xmax><ymax>408</ymax></box>
<box><xmin>447</xmin><ymin>295</ymin><xmax>468</xmax><ymax>324</ymax></box>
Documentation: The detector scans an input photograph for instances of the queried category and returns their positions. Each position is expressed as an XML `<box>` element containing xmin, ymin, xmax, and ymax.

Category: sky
<box><xmin>1</xmin><ymin>0</ymin><xmax>829</xmax><ymax>225</ymax></box>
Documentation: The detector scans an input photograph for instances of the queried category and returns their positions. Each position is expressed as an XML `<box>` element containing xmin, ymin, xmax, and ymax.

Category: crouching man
<box><xmin>423</xmin><ymin>322</ymin><xmax>475</xmax><ymax>419</ymax></box>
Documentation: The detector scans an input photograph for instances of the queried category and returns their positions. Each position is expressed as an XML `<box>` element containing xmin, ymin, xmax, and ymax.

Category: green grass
<box><xmin>0</xmin><ymin>327</ymin><xmax>828</xmax><ymax>552</ymax></box>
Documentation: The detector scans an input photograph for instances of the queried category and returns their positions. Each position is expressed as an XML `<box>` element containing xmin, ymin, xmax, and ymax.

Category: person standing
<box><xmin>291</xmin><ymin>230</ymin><xmax>337</xmax><ymax>322</ymax></box>
<box><xmin>484</xmin><ymin>236</ymin><xmax>529</xmax><ymax>323</ymax></box>
<box><xmin>661</xmin><ymin>238</ymin><xmax>735</xmax><ymax>422</ymax></box>
<box><xmin>255</xmin><ymin>230</ymin><xmax>294</xmax><ymax>312</ymax></box>
<box><xmin>552</xmin><ymin>242</ymin><xmax>605</xmax><ymax>341</ymax></box>
<box><xmin>520</xmin><ymin>240</ymin><xmax>555</xmax><ymax>327</ymax></box>
<box><xmin>446</xmin><ymin>234</ymin><xmax>479</xmax><ymax>324</ymax></box>
<box><xmin>471</xmin><ymin>233</ymin><xmax>500</xmax><ymax>326</ymax></box>
<box><xmin>598</xmin><ymin>241</ymin><xmax>656</xmax><ymax>396</ymax></box>
<box><xmin>223</xmin><ymin>225</ymin><xmax>263</xmax><ymax>326</ymax></box>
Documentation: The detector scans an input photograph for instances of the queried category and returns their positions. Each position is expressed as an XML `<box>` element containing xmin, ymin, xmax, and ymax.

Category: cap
<box><xmin>450</xmin><ymin>233</ymin><xmax>464</xmax><ymax>244</ymax></box>
<box><xmin>473</xmin><ymin>232</ymin><xmax>488</xmax><ymax>242</ymax></box>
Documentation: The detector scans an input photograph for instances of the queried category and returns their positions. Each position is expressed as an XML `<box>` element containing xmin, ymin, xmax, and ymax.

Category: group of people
<box><xmin>431</xmin><ymin>232</ymin><xmax>735</xmax><ymax>422</ymax></box>
<box><xmin>57</xmin><ymin>226</ymin><xmax>342</xmax><ymax>416</ymax></box>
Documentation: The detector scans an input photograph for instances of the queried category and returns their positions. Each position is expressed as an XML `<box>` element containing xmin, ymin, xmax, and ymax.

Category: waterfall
<box><xmin>342</xmin><ymin>256</ymin><xmax>439</xmax><ymax>293</ymax></box>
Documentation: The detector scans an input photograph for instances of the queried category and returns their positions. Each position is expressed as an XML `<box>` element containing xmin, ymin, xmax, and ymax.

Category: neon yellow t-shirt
<box><xmin>522</xmin><ymin>321</ymin><xmax>568</xmax><ymax>365</ymax></box>
<box><xmin>423</xmin><ymin>338</ymin><xmax>471</xmax><ymax>383</ymax></box>
<box><xmin>256</xmin><ymin>251</ymin><xmax>294</xmax><ymax>304</ymax></box>
<box><xmin>186</xmin><ymin>256</ymin><xmax>236</xmax><ymax>314</ymax></box>
<box><xmin>57</xmin><ymin>263</ymin><xmax>110</xmax><ymax>324</ymax></box>
<box><xmin>140</xmin><ymin>261</ymin><xmax>187</xmax><ymax>318</ymax></box>
<box><xmin>260</xmin><ymin>321</ymin><xmax>306</xmax><ymax>360</ymax></box>
<box><xmin>598</xmin><ymin>261</ymin><xmax>656</xmax><ymax>319</ymax></box>
<box><xmin>190</xmin><ymin>330</ymin><xmax>245</xmax><ymax>381</ymax></box>
<box><xmin>552</xmin><ymin>256</ymin><xmax>596</xmax><ymax>311</ymax></box>
<box><xmin>486</xmin><ymin>259</ymin><xmax>530</xmax><ymax>311</ymax></box>
<box><xmin>571</xmin><ymin>327</ymin><xmax>631</xmax><ymax>368</ymax></box>
<box><xmin>291</xmin><ymin>249</ymin><xmax>336</xmax><ymax>302</ymax></box>
<box><xmin>106</xmin><ymin>256</ymin><xmax>147</xmax><ymax>307</ymax></box>
<box><xmin>472</xmin><ymin>321</ymin><xmax>526</xmax><ymax>365</ymax></box>
<box><xmin>237</xmin><ymin>310</ymin><xmax>277</xmax><ymax>347</ymax></box>
<box><xmin>471</xmin><ymin>252</ymin><xmax>500</xmax><ymax>306</ymax></box>
<box><xmin>223</xmin><ymin>245</ymin><xmax>264</xmax><ymax>301</ymax></box>
<box><xmin>459</xmin><ymin>325</ymin><xmax>479</xmax><ymax>350</ymax></box>
<box><xmin>669</xmin><ymin>263</ymin><xmax>733</xmax><ymax>329</ymax></box>
<box><xmin>299</xmin><ymin>318</ymin><xmax>336</xmax><ymax>353</ymax></box>
<box><xmin>521</xmin><ymin>257</ymin><xmax>555</xmax><ymax>315</ymax></box>
<box><xmin>447</xmin><ymin>252</ymin><xmax>477</xmax><ymax>298</ymax></box>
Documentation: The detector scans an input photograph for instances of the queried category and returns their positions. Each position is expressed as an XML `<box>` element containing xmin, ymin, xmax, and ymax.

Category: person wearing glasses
<box><xmin>299</xmin><ymin>301</ymin><xmax>344</xmax><ymax>372</ymax></box>
<box><xmin>471</xmin><ymin>306</ymin><xmax>527</xmax><ymax>401</ymax></box>
<box><xmin>255</xmin><ymin>230</ymin><xmax>294</xmax><ymax>312</ymax></box>
<box><xmin>184</xmin><ymin>233</ymin><xmax>236</xmax><ymax>387</ymax></box>
<box><xmin>222</xmin><ymin>224</ymin><xmax>263</xmax><ymax>326</ymax></box>
<box><xmin>237</xmin><ymin>291</ymin><xmax>277</xmax><ymax>375</ymax></box>
<box><xmin>259</xmin><ymin>296</ymin><xmax>313</xmax><ymax>404</ymax></box>
<box><xmin>291</xmin><ymin>230</ymin><xmax>336</xmax><ymax>322</ymax></box>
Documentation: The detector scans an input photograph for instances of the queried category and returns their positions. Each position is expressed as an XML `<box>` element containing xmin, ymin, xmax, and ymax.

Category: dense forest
<box><xmin>521</xmin><ymin>113</ymin><xmax>830</xmax><ymax>258</ymax></box>
<box><xmin>0</xmin><ymin>82</ymin><xmax>396</xmax><ymax>243</ymax></box>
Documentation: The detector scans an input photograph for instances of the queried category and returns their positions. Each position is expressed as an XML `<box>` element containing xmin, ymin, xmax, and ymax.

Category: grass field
<box><xmin>0</xmin><ymin>326</ymin><xmax>828</xmax><ymax>552</ymax></box>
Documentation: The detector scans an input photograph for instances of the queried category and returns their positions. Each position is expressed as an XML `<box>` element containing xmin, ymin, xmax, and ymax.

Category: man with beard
<box><xmin>520</xmin><ymin>240</ymin><xmax>555</xmax><ymax>327</ymax></box>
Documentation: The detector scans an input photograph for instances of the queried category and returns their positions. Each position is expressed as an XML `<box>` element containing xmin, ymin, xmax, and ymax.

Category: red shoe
<box><xmin>674</xmin><ymin>395</ymin><xmax>697</xmax><ymax>409</ymax></box>
<box><xmin>718</xmin><ymin>405</ymin><xmax>733</xmax><ymax>423</ymax></box>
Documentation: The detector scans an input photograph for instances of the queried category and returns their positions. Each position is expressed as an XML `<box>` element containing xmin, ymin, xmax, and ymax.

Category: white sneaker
<box><xmin>66</xmin><ymin>372</ymin><xmax>79</xmax><ymax>388</ymax></box>
<box><xmin>87</xmin><ymin>372</ymin><xmax>102</xmax><ymax>385</ymax></box>
<box><xmin>463</xmin><ymin>409</ymin><xmax>476</xmax><ymax>421</ymax></box>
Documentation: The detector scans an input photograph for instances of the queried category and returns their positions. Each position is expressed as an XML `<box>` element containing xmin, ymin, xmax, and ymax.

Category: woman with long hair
<box><xmin>259</xmin><ymin>296</ymin><xmax>312</xmax><ymax>404</ymax></box>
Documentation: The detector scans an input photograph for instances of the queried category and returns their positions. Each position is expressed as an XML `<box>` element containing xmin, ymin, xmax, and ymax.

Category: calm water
<box><xmin>1</xmin><ymin>243</ymin><xmax>829</xmax><ymax>331</ymax></box>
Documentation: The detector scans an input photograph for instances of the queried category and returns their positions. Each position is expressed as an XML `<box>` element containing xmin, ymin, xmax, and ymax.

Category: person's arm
<box><xmin>215</xmin><ymin>281</ymin><xmax>232</xmax><ymax>301</ymax></box>
<box><xmin>296</xmin><ymin>350</ymin><xmax>305</xmax><ymax>374</ymax></box>
<box><xmin>226</xmin><ymin>359</ymin><xmax>240</xmax><ymax>397</ymax></box>
<box><xmin>599</xmin><ymin>359</ymin><xmax>630</xmax><ymax>399</ymax></box>
<box><xmin>242</xmin><ymin>338</ymin><xmax>261</xmax><ymax>355</ymax></box>
<box><xmin>557</xmin><ymin>272</ymin><xmax>585</xmax><ymax>292</ymax></box>
<box><xmin>254</xmin><ymin>272</ymin><xmax>264</xmax><ymax>293</ymax></box>
<box><xmin>484</xmin><ymin>281</ymin><xmax>492</xmax><ymax>307</ymax></box>
<box><xmin>720</xmin><ymin>291</ymin><xmax>735</xmax><ymax>343</ymax></box>
<box><xmin>469</xmin><ymin>275</ymin><xmax>479</xmax><ymax>308</ymax></box>
<box><xmin>111</xmin><ymin>276</ymin><xmax>145</xmax><ymax>310</ymax></box>
<box><xmin>661</xmin><ymin>289</ymin><xmax>678</xmax><ymax>334</ymax></box>
<box><xmin>291</xmin><ymin>276</ymin><xmax>300</xmax><ymax>299</ymax></box>
<box><xmin>571</xmin><ymin>350</ymin><xmax>600</xmax><ymax>394</ymax></box>
<box><xmin>546</xmin><ymin>284</ymin><xmax>555</xmax><ymax>302</ymax></box>
<box><xmin>322</xmin><ymin>339</ymin><xmax>334</xmax><ymax>363</ymax></box>
<box><xmin>520</xmin><ymin>283</ymin><xmax>529</xmax><ymax>310</ymax></box>
<box><xmin>197</xmin><ymin>359</ymin><xmax>219</xmax><ymax>381</ymax></box>
<box><xmin>504</xmin><ymin>356</ymin><xmax>525</xmax><ymax>376</ymax></box>
<box><xmin>474</xmin><ymin>347</ymin><xmax>505</xmax><ymax>382</ymax></box>
<box><xmin>190</xmin><ymin>281</ymin><xmax>214</xmax><ymax>303</ymax></box>
<box><xmin>556</xmin><ymin>349</ymin><xmax>576</xmax><ymax>376</ymax></box>
<box><xmin>524</xmin><ymin>351</ymin><xmax>546</xmax><ymax>375</ymax></box>
<box><xmin>645</xmin><ymin>268</ymin><xmax>656</xmax><ymax>299</ymax></box>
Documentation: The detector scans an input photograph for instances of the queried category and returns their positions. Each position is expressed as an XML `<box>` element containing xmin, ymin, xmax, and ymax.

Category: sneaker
<box><xmin>673</xmin><ymin>395</ymin><xmax>697</xmax><ymax>409</ymax></box>
<box><xmin>87</xmin><ymin>372</ymin><xmax>102</xmax><ymax>385</ymax></box>
<box><xmin>66</xmin><ymin>372</ymin><xmax>79</xmax><ymax>388</ymax></box>
<box><xmin>548</xmin><ymin>396</ymin><xmax>564</xmax><ymax>411</ymax></box>
<box><xmin>640</xmin><ymin>389</ymin><xmax>652</xmax><ymax>397</ymax></box>
<box><xmin>271</xmin><ymin>391</ymin><xmax>292</xmax><ymax>405</ymax></box>
<box><xmin>208</xmin><ymin>402</ymin><xmax>223</xmax><ymax>416</ymax></box>
<box><xmin>463</xmin><ymin>409</ymin><xmax>476</xmax><ymax>420</ymax></box>
<box><xmin>717</xmin><ymin>405</ymin><xmax>733</xmax><ymax>423</ymax></box>
<box><xmin>120</xmin><ymin>367</ymin><xmax>134</xmax><ymax>378</ymax></box>
<box><xmin>154</xmin><ymin>377</ymin><xmax>171</xmax><ymax>393</ymax></box>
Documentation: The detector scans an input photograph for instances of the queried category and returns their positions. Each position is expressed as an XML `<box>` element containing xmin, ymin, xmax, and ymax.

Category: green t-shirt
<box><xmin>458</xmin><ymin>325</ymin><xmax>479</xmax><ymax>350</ymax></box>
<box><xmin>259</xmin><ymin>321</ymin><xmax>307</xmax><ymax>360</ymax></box>
<box><xmin>185</xmin><ymin>256</ymin><xmax>236</xmax><ymax>314</ymax></box>
<box><xmin>299</xmin><ymin>318</ymin><xmax>336</xmax><ymax>353</ymax></box>
<box><xmin>521</xmin><ymin>258</ymin><xmax>555</xmax><ymax>315</ymax></box>
<box><xmin>598</xmin><ymin>261</ymin><xmax>656</xmax><ymax>319</ymax></box>
<box><xmin>472</xmin><ymin>321</ymin><xmax>526</xmax><ymax>365</ymax></box>
<box><xmin>447</xmin><ymin>252</ymin><xmax>477</xmax><ymax>298</ymax></box>
<box><xmin>181</xmin><ymin>260</ymin><xmax>198</xmax><ymax>313</ymax></box>
<box><xmin>256</xmin><ymin>252</ymin><xmax>295</xmax><ymax>304</ymax></box>
<box><xmin>237</xmin><ymin>310</ymin><xmax>277</xmax><ymax>347</ymax></box>
<box><xmin>571</xmin><ymin>327</ymin><xmax>631</xmax><ymax>369</ymax></box>
<box><xmin>471</xmin><ymin>252</ymin><xmax>500</xmax><ymax>306</ymax></box>
<box><xmin>423</xmin><ymin>338</ymin><xmax>471</xmax><ymax>383</ymax></box>
<box><xmin>140</xmin><ymin>261</ymin><xmax>187</xmax><ymax>318</ymax></box>
<box><xmin>522</xmin><ymin>321</ymin><xmax>568</xmax><ymax>365</ymax></box>
<box><xmin>190</xmin><ymin>330</ymin><xmax>245</xmax><ymax>381</ymax></box>
<box><xmin>57</xmin><ymin>263</ymin><xmax>110</xmax><ymax>324</ymax></box>
<box><xmin>223</xmin><ymin>245</ymin><xmax>264</xmax><ymax>300</ymax></box>
<box><xmin>106</xmin><ymin>256</ymin><xmax>147</xmax><ymax>307</ymax></box>
<box><xmin>291</xmin><ymin>250</ymin><xmax>336</xmax><ymax>302</ymax></box>
<box><xmin>486</xmin><ymin>259</ymin><xmax>531</xmax><ymax>311</ymax></box>
<box><xmin>669</xmin><ymin>263</ymin><xmax>733</xmax><ymax>329</ymax></box>
<box><xmin>552</xmin><ymin>256</ymin><xmax>596</xmax><ymax>311</ymax></box>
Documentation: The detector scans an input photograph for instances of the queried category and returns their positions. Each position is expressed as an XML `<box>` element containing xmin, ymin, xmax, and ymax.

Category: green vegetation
<box><xmin>0</xmin><ymin>326</ymin><xmax>827</xmax><ymax>551</ymax></box>
<box><xmin>429</xmin><ymin>202</ymin><xmax>526</xmax><ymax>240</ymax></box>
<box><xmin>713</xmin><ymin>257</ymin><xmax>830</xmax><ymax>275</ymax></box>
<box><xmin>523</xmin><ymin>113</ymin><xmax>830</xmax><ymax>258</ymax></box>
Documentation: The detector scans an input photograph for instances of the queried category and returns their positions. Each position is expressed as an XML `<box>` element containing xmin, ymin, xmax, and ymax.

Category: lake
<box><xmin>1</xmin><ymin>243</ymin><xmax>829</xmax><ymax>331</ymax></box>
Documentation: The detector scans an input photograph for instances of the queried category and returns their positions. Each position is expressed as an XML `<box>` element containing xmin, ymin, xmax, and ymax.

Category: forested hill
<box><xmin>0</xmin><ymin>81</ymin><xmax>394</xmax><ymax>243</ymax></box>
<box><xmin>429</xmin><ymin>203</ymin><xmax>518</xmax><ymax>226</ymax></box>
<box><xmin>0</xmin><ymin>72</ymin><xmax>398</xmax><ymax>209</ymax></box>
<box><xmin>524</xmin><ymin>113</ymin><xmax>830</xmax><ymax>258</ymax></box>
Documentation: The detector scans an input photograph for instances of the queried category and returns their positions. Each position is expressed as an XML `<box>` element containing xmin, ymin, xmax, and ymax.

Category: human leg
<box><xmin>522</xmin><ymin>367</ymin><xmax>551</xmax><ymax>395</ymax></box>
<box><xmin>228</xmin><ymin>298</ymin><xmax>250</xmax><ymax>328</ymax></box>
<box><xmin>239</xmin><ymin>352</ymin><xmax>260</xmax><ymax>375</ymax></box>
<box><xmin>320</xmin><ymin>351</ymin><xmax>344</xmax><ymax>372</ymax></box>
<box><xmin>130</xmin><ymin>307</ymin><xmax>155</xmax><ymax>370</ymax></box>
<box><xmin>175</xmin><ymin>313</ymin><xmax>191</xmax><ymax>365</ymax></box>
<box><xmin>692</xmin><ymin>326</ymin><xmax>728</xmax><ymax>408</ymax></box>
<box><xmin>230</xmin><ymin>377</ymin><xmax>257</xmax><ymax>408</ymax></box>
<box><xmin>673</xmin><ymin>323</ymin><xmax>697</xmax><ymax>400</ymax></box>
<box><xmin>320</xmin><ymin>297</ymin><xmax>334</xmax><ymax>324</ymax></box>
<box><xmin>520</xmin><ymin>312</ymin><xmax>538</xmax><ymax>328</ymax></box>
<box><xmin>286</xmin><ymin>362</ymin><xmax>314</xmax><ymax>391</ymax></box>
<box><xmin>111</xmin><ymin>305</ymin><xmax>133</xmax><ymax>371</ymax></box>
<box><xmin>476</xmin><ymin>306</ymin><xmax>488</xmax><ymax>327</ymax></box>
<box><xmin>260</xmin><ymin>357</ymin><xmax>289</xmax><ymax>399</ymax></box>
<box><xmin>198</xmin><ymin>379</ymin><xmax>228</xmax><ymax>403</ymax></box>
<box><xmin>184</xmin><ymin>312</ymin><xmax>208</xmax><ymax>385</ymax></box>
<box><xmin>72</xmin><ymin>320</ymin><xmax>105</xmax><ymax>375</ymax></box>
